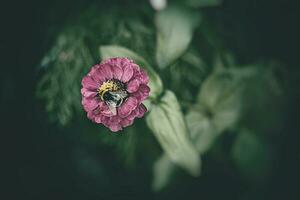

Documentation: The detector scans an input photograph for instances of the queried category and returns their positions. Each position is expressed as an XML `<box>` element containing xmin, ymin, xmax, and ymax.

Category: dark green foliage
<box><xmin>37</xmin><ymin>29</ymin><xmax>94</xmax><ymax>125</ymax></box>
<box><xmin>36</xmin><ymin>0</ymin><xmax>287</xmax><ymax>192</ymax></box>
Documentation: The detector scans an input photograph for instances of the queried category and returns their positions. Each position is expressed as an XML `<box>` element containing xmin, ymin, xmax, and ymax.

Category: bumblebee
<box><xmin>98</xmin><ymin>79</ymin><xmax>128</xmax><ymax>115</ymax></box>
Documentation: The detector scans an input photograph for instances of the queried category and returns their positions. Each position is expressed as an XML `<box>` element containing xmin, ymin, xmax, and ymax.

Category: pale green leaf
<box><xmin>146</xmin><ymin>90</ymin><xmax>201</xmax><ymax>177</ymax></box>
<box><xmin>197</xmin><ymin>69</ymin><xmax>243</xmax><ymax>132</ymax></box>
<box><xmin>150</xmin><ymin>0</ymin><xmax>167</xmax><ymax>11</ymax></box>
<box><xmin>186</xmin><ymin>108</ymin><xmax>217</xmax><ymax>154</ymax></box>
<box><xmin>100</xmin><ymin>45</ymin><xmax>163</xmax><ymax>99</ymax></box>
<box><xmin>152</xmin><ymin>108</ymin><xmax>215</xmax><ymax>191</ymax></box>
<box><xmin>155</xmin><ymin>6</ymin><xmax>201</xmax><ymax>68</ymax></box>
<box><xmin>152</xmin><ymin>154</ymin><xmax>177</xmax><ymax>191</ymax></box>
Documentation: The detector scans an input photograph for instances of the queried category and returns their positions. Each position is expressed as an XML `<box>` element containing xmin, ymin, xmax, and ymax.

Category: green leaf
<box><xmin>146</xmin><ymin>90</ymin><xmax>201</xmax><ymax>177</ymax></box>
<box><xmin>152</xmin><ymin>107</ymin><xmax>215</xmax><ymax>191</ymax></box>
<box><xmin>100</xmin><ymin>45</ymin><xmax>163</xmax><ymax>99</ymax></box>
<box><xmin>186</xmin><ymin>108</ymin><xmax>217</xmax><ymax>154</ymax></box>
<box><xmin>152</xmin><ymin>154</ymin><xmax>177</xmax><ymax>191</ymax></box>
<box><xmin>232</xmin><ymin>130</ymin><xmax>270</xmax><ymax>182</ymax></box>
<box><xmin>155</xmin><ymin>6</ymin><xmax>201</xmax><ymax>68</ymax></box>
<box><xmin>150</xmin><ymin>63</ymin><xmax>260</xmax><ymax>191</ymax></box>
<box><xmin>197</xmin><ymin>69</ymin><xmax>244</xmax><ymax>132</ymax></box>
<box><xmin>150</xmin><ymin>0</ymin><xmax>167</xmax><ymax>11</ymax></box>
<box><xmin>186</xmin><ymin>0</ymin><xmax>223</xmax><ymax>8</ymax></box>
<box><xmin>37</xmin><ymin>29</ymin><xmax>94</xmax><ymax>125</ymax></box>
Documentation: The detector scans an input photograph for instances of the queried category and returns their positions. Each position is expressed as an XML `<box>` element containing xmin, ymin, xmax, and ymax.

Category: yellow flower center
<box><xmin>98</xmin><ymin>80</ymin><xmax>124</xmax><ymax>101</ymax></box>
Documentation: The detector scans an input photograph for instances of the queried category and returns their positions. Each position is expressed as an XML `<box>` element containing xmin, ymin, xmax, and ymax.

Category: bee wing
<box><xmin>106</xmin><ymin>101</ymin><xmax>117</xmax><ymax>116</ymax></box>
<box><xmin>109</xmin><ymin>90</ymin><xmax>128</xmax><ymax>98</ymax></box>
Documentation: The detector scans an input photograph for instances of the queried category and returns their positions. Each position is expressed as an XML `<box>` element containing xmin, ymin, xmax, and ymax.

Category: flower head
<box><xmin>81</xmin><ymin>57</ymin><xmax>150</xmax><ymax>132</ymax></box>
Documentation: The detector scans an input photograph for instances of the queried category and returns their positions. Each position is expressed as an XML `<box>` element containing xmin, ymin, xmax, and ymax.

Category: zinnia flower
<box><xmin>81</xmin><ymin>57</ymin><xmax>150</xmax><ymax>132</ymax></box>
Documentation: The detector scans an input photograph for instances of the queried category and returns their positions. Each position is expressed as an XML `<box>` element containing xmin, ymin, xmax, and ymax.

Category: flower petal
<box><xmin>139</xmin><ymin>84</ymin><xmax>150</xmax><ymax>101</ymax></box>
<box><xmin>121</xmin><ymin>64</ymin><xmax>134</xmax><ymax>83</ymax></box>
<box><xmin>120</xmin><ymin>119</ymin><xmax>134</xmax><ymax>127</ymax></box>
<box><xmin>126</xmin><ymin>78</ymin><xmax>140</xmax><ymax>93</ymax></box>
<box><xmin>137</xmin><ymin>103</ymin><xmax>147</xmax><ymax>118</ymax></box>
<box><xmin>132</xmin><ymin>84</ymin><xmax>150</xmax><ymax>101</ymax></box>
<box><xmin>127</xmin><ymin>107</ymin><xmax>139</xmax><ymax>121</ymax></box>
<box><xmin>87</xmin><ymin>111</ymin><xmax>96</xmax><ymax>122</ymax></box>
<box><xmin>100</xmin><ymin>115</ymin><xmax>110</xmax><ymax>125</ymax></box>
<box><xmin>131</xmin><ymin>63</ymin><xmax>140</xmax><ymax>74</ymax></box>
<box><xmin>81</xmin><ymin>76</ymin><xmax>98</xmax><ymax>90</ymax></box>
<box><xmin>81</xmin><ymin>88</ymin><xmax>97</xmax><ymax>98</ymax></box>
<box><xmin>111</xmin><ymin>65</ymin><xmax>123</xmax><ymax>80</ymax></box>
<box><xmin>82</xmin><ymin>98</ymin><xmax>99</xmax><ymax>111</ymax></box>
<box><xmin>109</xmin><ymin>124</ymin><xmax>122</xmax><ymax>132</ymax></box>
<box><xmin>88</xmin><ymin>64</ymin><xmax>99</xmax><ymax>76</ymax></box>
<box><xmin>106</xmin><ymin>59</ymin><xmax>124</xmax><ymax>80</ymax></box>
<box><xmin>99</xmin><ymin>101</ymin><xmax>115</xmax><ymax>117</ymax></box>
<box><xmin>118</xmin><ymin>96</ymin><xmax>138</xmax><ymax>118</ymax></box>
<box><xmin>138</xmin><ymin>69</ymin><xmax>149</xmax><ymax>85</ymax></box>
<box><xmin>99</xmin><ymin>64</ymin><xmax>113</xmax><ymax>80</ymax></box>
<box><xmin>88</xmin><ymin>65</ymin><xmax>105</xmax><ymax>83</ymax></box>
<box><xmin>109</xmin><ymin>116</ymin><xmax>122</xmax><ymax>124</ymax></box>
<box><xmin>94</xmin><ymin>116</ymin><xmax>102</xmax><ymax>123</ymax></box>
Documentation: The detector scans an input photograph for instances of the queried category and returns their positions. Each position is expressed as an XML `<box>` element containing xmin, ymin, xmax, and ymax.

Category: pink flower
<box><xmin>81</xmin><ymin>57</ymin><xmax>150</xmax><ymax>132</ymax></box>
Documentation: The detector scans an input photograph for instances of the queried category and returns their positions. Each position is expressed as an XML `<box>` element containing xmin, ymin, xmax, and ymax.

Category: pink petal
<box><xmin>99</xmin><ymin>64</ymin><xmax>113</xmax><ymax>80</ymax></box>
<box><xmin>81</xmin><ymin>76</ymin><xmax>98</xmax><ymax>90</ymax></box>
<box><xmin>139</xmin><ymin>84</ymin><xmax>150</xmax><ymax>101</ymax></box>
<box><xmin>121</xmin><ymin>64</ymin><xmax>134</xmax><ymax>83</ymax></box>
<box><xmin>81</xmin><ymin>88</ymin><xmax>97</xmax><ymax>98</ymax></box>
<box><xmin>99</xmin><ymin>102</ymin><xmax>115</xmax><ymax>117</ymax></box>
<box><xmin>100</xmin><ymin>115</ymin><xmax>110</xmax><ymax>125</ymax></box>
<box><xmin>120</xmin><ymin>119</ymin><xmax>134</xmax><ymax>127</ymax></box>
<box><xmin>109</xmin><ymin>124</ymin><xmax>122</xmax><ymax>132</ymax></box>
<box><xmin>110</xmin><ymin>64</ymin><xmax>123</xmax><ymax>80</ymax></box>
<box><xmin>138</xmin><ymin>69</ymin><xmax>149</xmax><ymax>84</ymax></box>
<box><xmin>132</xmin><ymin>84</ymin><xmax>150</xmax><ymax>101</ymax></box>
<box><xmin>94</xmin><ymin>116</ymin><xmax>102</xmax><ymax>123</ymax></box>
<box><xmin>137</xmin><ymin>104</ymin><xmax>147</xmax><ymax>118</ymax></box>
<box><xmin>126</xmin><ymin>78</ymin><xmax>140</xmax><ymax>93</ymax></box>
<box><xmin>82</xmin><ymin>98</ymin><xmax>99</xmax><ymax>111</ymax></box>
<box><xmin>109</xmin><ymin>116</ymin><xmax>122</xmax><ymax>124</ymax></box>
<box><xmin>87</xmin><ymin>111</ymin><xmax>96</xmax><ymax>122</ymax></box>
<box><xmin>87</xmin><ymin>107</ymin><xmax>102</xmax><ymax>122</ymax></box>
<box><xmin>88</xmin><ymin>64</ymin><xmax>99</xmax><ymax>76</ymax></box>
<box><xmin>88</xmin><ymin>65</ymin><xmax>105</xmax><ymax>83</ymax></box>
<box><xmin>93</xmin><ymin>107</ymin><xmax>102</xmax><ymax>114</ymax></box>
<box><xmin>127</xmin><ymin>107</ymin><xmax>139</xmax><ymax>121</ymax></box>
<box><xmin>117</xmin><ymin>97</ymin><xmax>138</xmax><ymax>118</ymax></box>
<box><xmin>131</xmin><ymin>63</ymin><xmax>140</xmax><ymax>74</ymax></box>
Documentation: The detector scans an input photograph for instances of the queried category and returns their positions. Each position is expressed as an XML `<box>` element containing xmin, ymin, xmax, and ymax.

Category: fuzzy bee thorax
<box><xmin>98</xmin><ymin>79</ymin><xmax>125</xmax><ymax>101</ymax></box>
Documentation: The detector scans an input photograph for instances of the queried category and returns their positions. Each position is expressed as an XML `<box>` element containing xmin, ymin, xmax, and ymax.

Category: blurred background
<box><xmin>1</xmin><ymin>0</ymin><xmax>300</xmax><ymax>199</ymax></box>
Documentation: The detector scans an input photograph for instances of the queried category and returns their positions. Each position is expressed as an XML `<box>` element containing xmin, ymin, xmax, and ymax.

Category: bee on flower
<box><xmin>81</xmin><ymin>57</ymin><xmax>150</xmax><ymax>132</ymax></box>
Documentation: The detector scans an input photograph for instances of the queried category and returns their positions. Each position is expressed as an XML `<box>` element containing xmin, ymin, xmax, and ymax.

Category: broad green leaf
<box><xmin>100</xmin><ymin>45</ymin><xmax>163</xmax><ymax>99</ymax></box>
<box><xmin>146</xmin><ymin>90</ymin><xmax>201</xmax><ymax>177</ymax></box>
<box><xmin>186</xmin><ymin>0</ymin><xmax>222</xmax><ymax>8</ymax></box>
<box><xmin>155</xmin><ymin>6</ymin><xmax>201</xmax><ymax>68</ymax></box>
<box><xmin>186</xmin><ymin>108</ymin><xmax>217</xmax><ymax>154</ymax></box>
<box><xmin>152</xmin><ymin>154</ymin><xmax>177</xmax><ymax>191</ymax></box>
<box><xmin>232</xmin><ymin>130</ymin><xmax>270</xmax><ymax>182</ymax></box>
<box><xmin>152</xmin><ymin>107</ymin><xmax>215</xmax><ymax>191</ymax></box>
<box><xmin>197</xmin><ymin>69</ymin><xmax>243</xmax><ymax>132</ymax></box>
<box><xmin>150</xmin><ymin>0</ymin><xmax>167</xmax><ymax>11</ymax></box>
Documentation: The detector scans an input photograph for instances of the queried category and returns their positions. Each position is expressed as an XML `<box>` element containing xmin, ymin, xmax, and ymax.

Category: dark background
<box><xmin>1</xmin><ymin>0</ymin><xmax>299</xmax><ymax>199</ymax></box>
